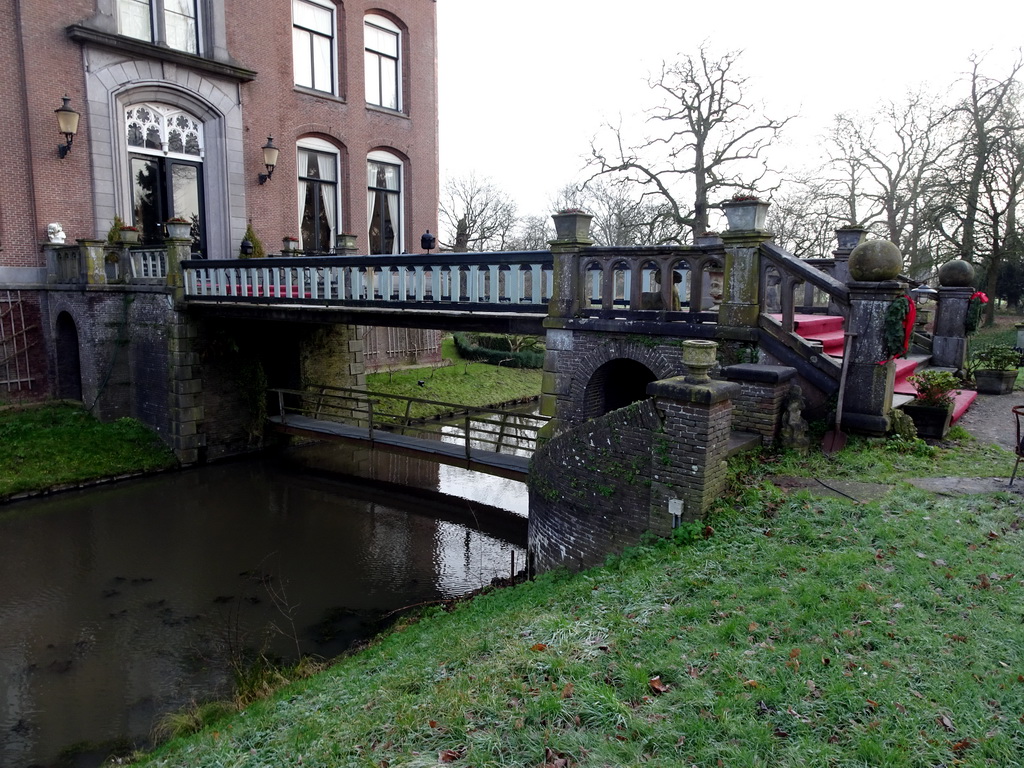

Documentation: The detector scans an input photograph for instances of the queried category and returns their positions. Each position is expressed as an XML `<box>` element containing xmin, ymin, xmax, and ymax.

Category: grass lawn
<box><xmin>0</xmin><ymin>403</ymin><xmax>177</xmax><ymax>500</ymax></box>
<box><xmin>365</xmin><ymin>335</ymin><xmax>543</xmax><ymax>419</ymax></box>
<box><xmin>132</xmin><ymin>431</ymin><xmax>1024</xmax><ymax>767</ymax></box>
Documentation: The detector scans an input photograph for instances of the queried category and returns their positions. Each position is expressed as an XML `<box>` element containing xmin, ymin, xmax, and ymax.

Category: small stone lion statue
<box><xmin>46</xmin><ymin>222</ymin><xmax>66</xmax><ymax>244</ymax></box>
<box><xmin>780</xmin><ymin>385</ymin><xmax>811</xmax><ymax>455</ymax></box>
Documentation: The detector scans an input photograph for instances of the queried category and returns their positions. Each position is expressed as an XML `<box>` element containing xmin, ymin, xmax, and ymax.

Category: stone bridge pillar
<box><xmin>720</xmin><ymin>203</ymin><xmax>771</xmax><ymax>328</ymax></box>
<box><xmin>931</xmin><ymin>260</ymin><xmax>975</xmax><ymax>371</ymax></box>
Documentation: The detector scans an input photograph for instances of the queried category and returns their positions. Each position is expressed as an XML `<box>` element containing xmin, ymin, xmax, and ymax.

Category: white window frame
<box><xmin>367</xmin><ymin>150</ymin><xmax>403</xmax><ymax>254</ymax></box>
<box><xmin>297</xmin><ymin>138</ymin><xmax>341</xmax><ymax>252</ymax></box>
<box><xmin>364</xmin><ymin>14</ymin><xmax>401</xmax><ymax>111</ymax></box>
<box><xmin>117</xmin><ymin>0</ymin><xmax>202</xmax><ymax>55</ymax></box>
<box><xmin>293</xmin><ymin>0</ymin><xmax>338</xmax><ymax>95</ymax></box>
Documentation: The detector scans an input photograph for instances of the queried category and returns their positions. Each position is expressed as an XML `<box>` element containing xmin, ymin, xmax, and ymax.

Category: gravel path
<box><xmin>955</xmin><ymin>390</ymin><xmax>1023</xmax><ymax>452</ymax></box>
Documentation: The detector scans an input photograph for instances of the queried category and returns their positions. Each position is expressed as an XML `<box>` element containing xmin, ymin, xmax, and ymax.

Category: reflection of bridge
<box><xmin>267</xmin><ymin>386</ymin><xmax>547</xmax><ymax>481</ymax></box>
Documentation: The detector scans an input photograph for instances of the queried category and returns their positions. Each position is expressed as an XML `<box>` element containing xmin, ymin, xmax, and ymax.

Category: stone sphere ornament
<box><xmin>937</xmin><ymin>258</ymin><xmax>975</xmax><ymax>287</ymax></box>
<box><xmin>848</xmin><ymin>239</ymin><xmax>902</xmax><ymax>281</ymax></box>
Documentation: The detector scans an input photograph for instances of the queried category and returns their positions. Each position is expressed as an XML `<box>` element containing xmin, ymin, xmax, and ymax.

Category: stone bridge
<box><xmin>40</xmin><ymin>206</ymin><xmax>979</xmax><ymax>573</ymax></box>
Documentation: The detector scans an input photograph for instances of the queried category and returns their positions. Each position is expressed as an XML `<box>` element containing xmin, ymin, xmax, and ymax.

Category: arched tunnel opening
<box><xmin>581</xmin><ymin>358</ymin><xmax>657</xmax><ymax>419</ymax></box>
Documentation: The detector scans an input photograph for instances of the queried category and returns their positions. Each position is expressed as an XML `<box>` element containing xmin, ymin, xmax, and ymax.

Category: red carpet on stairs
<box><xmin>784</xmin><ymin>313</ymin><xmax>978</xmax><ymax>424</ymax></box>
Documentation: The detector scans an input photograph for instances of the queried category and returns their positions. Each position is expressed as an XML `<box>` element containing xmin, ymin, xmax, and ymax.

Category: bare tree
<box><xmin>439</xmin><ymin>174</ymin><xmax>518</xmax><ymax>252</ymax></box>
<box><xmin>587</xmin><ymin>44</ymin><xmax>792</xmax><ymax>239</ymax></box>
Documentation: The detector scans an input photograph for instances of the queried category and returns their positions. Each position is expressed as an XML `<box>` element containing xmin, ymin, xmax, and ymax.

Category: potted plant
<box><xmin>118</xmin><ymin>224</ymin><xmax>140</xmax><ymax>244</ymax></box>
<box><xmin>283</xmin><ymin>236</ymin><xmax>300</xmax><ymax>252</ymax></box>
<box><xmin>551</xmin><ymin>208</ymin><xmax>593</xmax><ymax>242</ymax></box>
<box><xmin>165</xmin><ymin>217</ymin><xmax>192</xmax><ymax>240</ymax></box>
<box><xmin>721</xmin><ymin>193</ymin><xmax>769</xmax><ymax>232</ymax></box>
<box><xmin>903</xmin><ymin>369</ymin><xmax>961</xmax><ymax>438</ymax></box>
<box><xmin>970</xmin><ymin>344</ymin><xmax>1021</xmax><ymax>395</ymax></box>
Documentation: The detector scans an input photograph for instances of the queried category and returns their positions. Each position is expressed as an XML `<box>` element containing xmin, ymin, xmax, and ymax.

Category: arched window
<box><xmin>125</xmin><ymin>103</ymin><xmax>205</xmax><ymax>253</ymax></box>
<box><xmin>367</xmin><ymin>151</ymin><xmax>403</xmax><ymax>254</ymax></box>
<box><xmin>297</xmin><ymin>138</ymin><xmax>341</xmax><ymax>252</ymax></box>
<box><xmin>364</xmin><ymin>14</ymin><xmax>401</xmax><ymax>110</ymax></box>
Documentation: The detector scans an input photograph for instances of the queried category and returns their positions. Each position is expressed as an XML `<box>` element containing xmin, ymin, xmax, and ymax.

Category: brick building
<box><xmin>0</xmin><ymin>0</ymin><xmax>440</xmax><ymax>396</ymax></box>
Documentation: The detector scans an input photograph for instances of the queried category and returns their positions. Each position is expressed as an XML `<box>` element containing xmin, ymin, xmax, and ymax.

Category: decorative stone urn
<box><xmin>551</xmin><ymin>211</ymin><xmax>593</xmax><ymax>242</ymax></box>
<box><xmin>682</xmin><ymin>339</ymin><xmax>718</xmax><ymax>382</ymax></box>
<box><xmin>118</xmin><ymin>227</ymin><xmax>140</xmax><ymax>244</ymax></box>
<box><xmin>165</xmin><ymin>221</ymin><xmax>191</xmax><ymax>239</ymax></box>
<box><xmin>721</xmin><ymin>199</ymin><xmax>769</xmax><ymax>231</ymax></box>
<box><xmin>835</xmin><ymin>226</ymin><xmax>867</xmax><ymax>251</ymax></box>
<box><xmin>283</xmin><ymin>237</ymin><xmax>300</xmax><ymax>252</ymax></box>
<box><xmin>937</xmin><ymin>259</ymin><xmax>975</xmax><ymax>287</ymax></box>
<box><xmin>848</xmin><ymin>239</ymin><xmax>901</xmax><ymax>281</ymax></box>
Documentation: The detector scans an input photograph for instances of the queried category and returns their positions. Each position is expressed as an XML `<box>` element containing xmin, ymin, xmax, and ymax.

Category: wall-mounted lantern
<box><xmin>55</xmin><ymin>95</ymin><xmax>80</xmax><ymax>159</ymax></box>
<box><xmin>258</xmin><ymin>136</ymin><xmax>279</xmax><ymax>184</ymax></box>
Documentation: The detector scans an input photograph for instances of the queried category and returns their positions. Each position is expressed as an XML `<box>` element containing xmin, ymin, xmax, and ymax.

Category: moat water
<box><xmin>0</xmin><ymin>443</ymin><xmax>527</xmax><ymax>767</ymax></box>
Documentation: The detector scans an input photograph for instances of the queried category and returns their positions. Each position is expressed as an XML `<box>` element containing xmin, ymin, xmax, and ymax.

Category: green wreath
<box><xmin>881</xmin><ymin>295</ymin><xmax>913</xmax><ymax>361</ymax></box>
<box><xmin>965</xmin><ymin>291</ymin><xmax>988</xmax><ymax>335</ymax></box>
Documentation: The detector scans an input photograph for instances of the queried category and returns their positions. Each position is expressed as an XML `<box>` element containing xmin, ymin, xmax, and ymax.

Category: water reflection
<box><xmin>0</xmin><ymin>449</ymin><xmax>526</xmax><ymax>767</ymax></box>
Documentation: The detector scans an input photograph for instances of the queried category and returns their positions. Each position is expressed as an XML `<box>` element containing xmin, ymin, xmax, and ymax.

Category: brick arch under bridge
<box><xmin>547</xmin><ymin>329</ymin><xmax>692</xmax><ymax>427</ymax></box>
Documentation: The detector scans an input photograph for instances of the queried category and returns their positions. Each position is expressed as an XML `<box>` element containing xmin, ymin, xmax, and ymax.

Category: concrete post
<box><xmin>720</xmin><ymin>212</ymin><xmax>771</xmax><ymax>328</ymax></box>
<box><xmin>841</xmin><ymin>280</ymin><xmax>903</xmax><ymax>435</ymax></box>
<box><xmin>931</xmin><ymin>286</ymin><xmax>973</xmax><ymax>370</ymax></box>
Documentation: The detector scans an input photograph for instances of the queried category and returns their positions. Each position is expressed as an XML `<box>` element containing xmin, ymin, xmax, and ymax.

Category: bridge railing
<box><xmin>272</xmin><ymin>385</ymin><xmax>550</xmax><ymax>458</ymax></box>
<box><xmin>759</xmin><ymin>242</ymin><xmax>849</xmax><ymax>333</ymax></box>
<box><xmin>182</xmin><ymin>252</ymin><xmax>554</xmax><ymax>312</ymax></box>
<box><xmin>573</xmin><ymin>246</ymin><xmax>725</xmax><ymax>323</ymax></box>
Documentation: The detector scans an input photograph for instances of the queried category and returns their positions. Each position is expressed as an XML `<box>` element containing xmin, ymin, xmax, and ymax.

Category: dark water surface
<box><xmin>0</xmin><ymin>445</ymin><xmax>527</xmax><ymax>767</ymax></box>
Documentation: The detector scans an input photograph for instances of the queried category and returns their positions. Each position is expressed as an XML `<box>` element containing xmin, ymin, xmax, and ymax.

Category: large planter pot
<box><xmin>166</xmin><ymin>222</ymin><xmax>191</xmax><ymax>239</ymax></box>
<box><xmin>722</xmin><ymin>200</ymin><xmax>769</xmax><ymax>231</ymax></box>
<box><xmin>974</xmin><ymin>368</ymin><xmax>1018</xmax><ymax>395</ymax></box>
<box><xmin>118</xmin><ymin>229</ymin><xmax>140</xmax><ymax>244</ymax></box>
<box><xmin>902</xmin><ymin>404</ymin><xmax>953</xmax><ymax>439</ymax></box>
<box><xmin>551</xmin><ymin>212</ymin><xmax>593</xmax><ymax>242</ymax></box>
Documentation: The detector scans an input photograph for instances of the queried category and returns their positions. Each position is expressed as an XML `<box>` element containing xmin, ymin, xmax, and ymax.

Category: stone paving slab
<box><xmin>771</xmin><ymin>474</ymin><xmax>1024</xmax><ymax>502</ymax></box>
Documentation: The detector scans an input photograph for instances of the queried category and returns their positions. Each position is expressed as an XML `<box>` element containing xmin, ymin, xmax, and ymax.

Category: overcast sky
<box><xmin>436</xmin><ymin>0</ymin><xmax>1022</xmax><ymax>218</ymax></box>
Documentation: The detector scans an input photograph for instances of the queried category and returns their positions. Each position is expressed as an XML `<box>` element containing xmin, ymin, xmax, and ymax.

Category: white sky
<box><xmin>437</xmin><ymin>0</ymin><xmax>1023</xmax><ymax>218</ymax></box>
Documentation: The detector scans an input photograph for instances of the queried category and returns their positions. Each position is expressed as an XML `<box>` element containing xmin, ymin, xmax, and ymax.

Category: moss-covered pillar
<box><xmin>647</xmin><ymin>341</ymin><xmax>738</xmax><ymax>529</ymax></box>
<box><xmin>79</xmin><ymin>239</ymin><xmax>108</xmax><ymax>284</ymax></box>
<box><xmin>164</xmin><ymin>236</ymin><xmax>191</xmax><ymax>301</ymax></box>
<box><xmin>539</xmin><ymin>217</ymin><xmax>593</xmax><ymax>439</ymax></box>
<box><xmin>932</xmin><ymin>259</ymin><xmax>975</xmax><ymax>371</ymax></box>
<box><xmin>300</xmin><ymin>324</ymin><xmax>366</xmax><ymax>389</ymax></box>
<box><xmin>168</xmin><ymin>313</ymin><xmax>206</xmax><ymax>465</ymax></box>
<box><xmin>720</xmin><ymin>220</ymin><xmax>770</xmax><ymax>328</ymax></box>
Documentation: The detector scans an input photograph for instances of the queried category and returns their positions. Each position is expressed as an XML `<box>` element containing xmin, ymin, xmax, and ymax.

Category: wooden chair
<box><xmin>1012</xmin><ymin>406</ymin><xmax>1024</xmax><ymax>486</ymax></box>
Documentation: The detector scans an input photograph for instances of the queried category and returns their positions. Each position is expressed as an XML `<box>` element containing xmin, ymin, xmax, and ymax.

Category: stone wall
<box><xmin>528</xmin><ymin>400</ymin><xmax>661</xmax><ymax>573</ymax></box>
<box><xmin>42</xmin><ymin>286</ymin><xmax>175</xmax><ymax>435</ymax></box>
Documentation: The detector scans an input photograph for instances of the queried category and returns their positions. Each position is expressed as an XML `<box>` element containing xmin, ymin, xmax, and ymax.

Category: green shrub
<box><xmin>452</xmin><ymin>332</ymin><xmax>544</xmax><ymax>368</ymax></box>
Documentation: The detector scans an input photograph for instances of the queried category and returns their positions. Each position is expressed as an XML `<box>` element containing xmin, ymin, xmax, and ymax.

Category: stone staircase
<box><xmin>789</xmin><ymin>313</ymin><xmax>976</xmax><ymax>423</ymax></box>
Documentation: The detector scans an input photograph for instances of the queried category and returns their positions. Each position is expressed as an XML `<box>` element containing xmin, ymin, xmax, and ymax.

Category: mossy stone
<box><xmin>937</xmin><ymin>259</ymin><xmax>975</xmax><ymax>287</ymax></box>
<box><xmin>848</xmin><ymin>240</ymin><xmax>902</xmax><ymax>281</ymax></box>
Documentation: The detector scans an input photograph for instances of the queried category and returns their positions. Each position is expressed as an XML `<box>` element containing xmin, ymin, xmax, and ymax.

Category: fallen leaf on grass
<box><xmin>530</xmin><ymin>643</ymin><xmax>547</xmax><ymax>652</ymax></box>
<box><xmin>561</xmin><ymin>682</ymin><xmax>574</xmax><ymax>699</ymax></box>
<box><xmin>951</xmin><ymin>738</ymin><xmax>974</xmax><ymax>753</ymax></box>
<box><xmin>938</xmin><ymin>714</ymin><xmax>955</xmax><ymax>732</ymax></box>
<box><xmin>649</xmin><ymin>676</ymin><xmax>670</xmax><ymax>694</ymax></box>
<box><xmin>439</xmin><ymin>747</ymin><xmax>464</xmax><ymax>763</ymax></box>
<box><xmin>541</xmin><ymin>747</ymin><xmax>571</xmax><ymax>767</ymax></box>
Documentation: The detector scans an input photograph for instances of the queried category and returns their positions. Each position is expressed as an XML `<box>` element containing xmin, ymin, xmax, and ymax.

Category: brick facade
<box><xmin>1</xmin><ymin>0</ymin><xmax>438</xmax><ymax>401</ymax></box>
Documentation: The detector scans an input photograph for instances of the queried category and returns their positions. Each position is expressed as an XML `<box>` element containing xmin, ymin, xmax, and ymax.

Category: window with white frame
<box><xmin>367</xmin><ymin>151</ymin><xmax>402</xmax><ymax>254</ymax></box>
<box><xmin>364</xmin><ymin>15</ymin><xmax>401</xmax><ymax>110</ymax></box>
<box><xmin>293</xmin><ymin>0</ymin><xmax>336</xmax><ymax>93</ymax></box>
<box><xmin>297</xmin><ymin>139</ymin><xmax>341</xmax><ymax>252</ymax></box>
<box><xmin>118</xmin><ymin>0</ymin><xmax>200</xmax><ymax>54</ymax></box>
